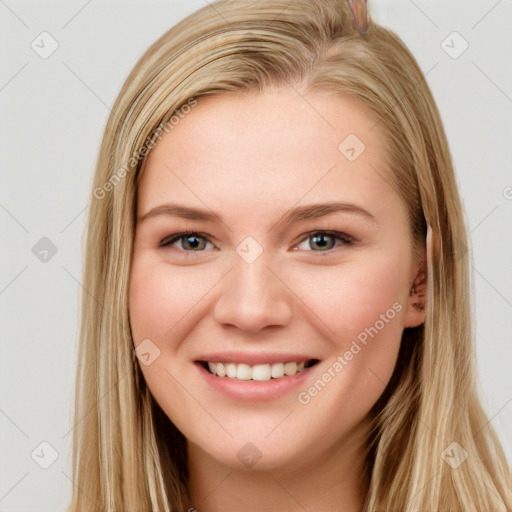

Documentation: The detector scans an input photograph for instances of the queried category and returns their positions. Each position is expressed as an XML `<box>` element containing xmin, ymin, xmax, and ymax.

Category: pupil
<box><xmin>311</xmin><ymin>234</ymin><xmax>333</xmax><ymax>251</ymax></box>
<box><xmin>185</xmin><ymin>236</ymin><xmax>201</xmax><ymax>250</ymax></box>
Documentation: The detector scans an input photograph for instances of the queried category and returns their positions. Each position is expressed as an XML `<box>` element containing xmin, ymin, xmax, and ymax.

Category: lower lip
<box><xmin>195</xmin><ymin>362</ymin><xmax>319</xmax><ymax>402</ymax></box>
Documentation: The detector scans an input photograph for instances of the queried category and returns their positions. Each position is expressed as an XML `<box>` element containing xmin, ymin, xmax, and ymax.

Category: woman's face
<box><xmin>128</xmin><ymin>88</ymin><xmax>425</xmax><ymax>473</ymax></box>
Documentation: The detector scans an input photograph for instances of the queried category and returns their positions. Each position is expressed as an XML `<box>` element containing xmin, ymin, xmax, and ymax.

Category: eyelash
<box><xmin>159</xmin><ymin>230</ymin><xmax>355</xmax><ymax>253</ymax></box>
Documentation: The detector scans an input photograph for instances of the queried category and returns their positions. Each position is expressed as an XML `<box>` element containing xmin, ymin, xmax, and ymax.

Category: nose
<box><xmin>213</xmin><ymin>254</ymin><xmax>294</xmax><ymax>334</ymax></box>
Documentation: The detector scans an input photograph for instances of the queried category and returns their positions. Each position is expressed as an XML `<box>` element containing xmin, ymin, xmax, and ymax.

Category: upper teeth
<box><xmin>207</xmin><ymin>361</ymin><xmax>307</xmax><ymax>381</ymax></box>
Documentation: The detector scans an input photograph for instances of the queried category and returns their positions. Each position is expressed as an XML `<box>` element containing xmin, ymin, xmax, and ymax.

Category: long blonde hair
<box><xmin>67</xmin><ymin>1</ymin><xmax>512</xmax><ymax>510</ymax></box>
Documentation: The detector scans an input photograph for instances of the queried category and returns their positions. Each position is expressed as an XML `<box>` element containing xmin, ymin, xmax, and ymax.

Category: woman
<box><xmin>67</xmin><ymin>0</ymin><xmax>512</xmax><ymax>510</ymax></box>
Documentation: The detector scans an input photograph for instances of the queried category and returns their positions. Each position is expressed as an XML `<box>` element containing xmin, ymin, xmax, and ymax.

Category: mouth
<box><xmin>197</xmin><ymin>359</ymin><xmax>320</xmax><ymax>382</ymax></box>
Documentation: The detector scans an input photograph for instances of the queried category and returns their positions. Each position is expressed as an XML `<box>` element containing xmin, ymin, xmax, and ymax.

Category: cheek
<box><xmin>128</xmin><ymin>256</ymin><xmax>215</xmax><ymax>433</ymax></box>
<box><xmin>288</xmin><ymin>253</ymin><xmax>408</xmax><ymax>413</ymax></box>
<box><xmin>128</xmin><ymin>256</ymin><xmax>219</xmax><ymax>343</ymax></box>
<box><xmin>290</xmin><ymin>251</ymin><xmax>408</xmax><ymax>342</ymax></box>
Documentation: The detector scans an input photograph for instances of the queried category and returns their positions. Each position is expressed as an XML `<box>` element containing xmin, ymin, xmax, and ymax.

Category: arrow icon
<box><xmin>135</xmin><ymin>339</ymin><xmax>161</xmax><ymax>366</ymax></box>
<box><xmin>31</xmin><ymin>441</ymin><xmax>59</xmax><ymax>468</ymax></box>
<box><xmin>338</xmin><ymin>134</ymin><xmax>365</xmax><ymax>161</ymax></box>
<box><xmin>32</xmin><ymin>237</ymin><xmax>58</xmax><ymax>262</ymax></box>
<box><xmin>237</xmin><ymin>442</ymin><xmax>262</xmax><ymax>468</ymax></box>
<box><xmin>236</xmin><ymin>236</ymin><xmax>263</xmax><ymax>263</ymax></box>
<box><xmin>440</xmin><ymin>32</ymin><xmax>468</xmax><ymax>59</ymax></box>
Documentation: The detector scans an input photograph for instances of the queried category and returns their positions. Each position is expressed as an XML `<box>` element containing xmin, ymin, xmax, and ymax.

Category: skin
<box><xmin>128</xmin><ymin>87</ymin><xmax>426</xmax><ymax>511</ymax></box>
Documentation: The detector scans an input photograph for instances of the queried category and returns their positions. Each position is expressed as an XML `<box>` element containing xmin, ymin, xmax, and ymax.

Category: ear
<box><xmin>403</xmin><ymin>255</ymin><xmax>427</xmax><ymax>328</ymax></box>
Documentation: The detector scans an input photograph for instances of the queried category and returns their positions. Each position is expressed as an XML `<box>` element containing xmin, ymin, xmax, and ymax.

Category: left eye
<box><xmin>296</xmin><ymin>231</ymin><xmax>354</xmax><ymax>252</ymax></box>
<box><xmin>159</xmin><ymin>230</ymin><xmax>354</xmax><ymax>253</ymax></box>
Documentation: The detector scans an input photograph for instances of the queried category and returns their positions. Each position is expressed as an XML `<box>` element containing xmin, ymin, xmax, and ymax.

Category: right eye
<box><xmin>159</xmin><ymin>232</ymin><xmax>216</xmax><ymax>252</ymax></box>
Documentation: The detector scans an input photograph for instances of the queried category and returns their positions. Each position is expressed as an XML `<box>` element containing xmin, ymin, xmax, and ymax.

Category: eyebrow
<box><xmin>138</xmin><ymin>201</ymin><xmax>377</xmax><ymax>228</ymax></box>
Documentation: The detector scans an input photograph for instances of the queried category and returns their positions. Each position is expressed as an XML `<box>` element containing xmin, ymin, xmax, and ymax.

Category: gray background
<box><xmin>1</xmin><ymin>1</ymin><xmax>511</xmax><ymax>510</ymax></box>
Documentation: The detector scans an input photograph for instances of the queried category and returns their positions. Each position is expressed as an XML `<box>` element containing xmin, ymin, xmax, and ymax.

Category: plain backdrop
<box><xmin>1</xmin><ymin>1</ymin><xmax>511</xmax><ymax>510</ymax></box>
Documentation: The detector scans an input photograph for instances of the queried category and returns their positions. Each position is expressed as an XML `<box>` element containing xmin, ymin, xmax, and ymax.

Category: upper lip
<box><xmin>195</xmin><ymin>351</ymin><xmax>319</xmax><ymax>366</ymax></box>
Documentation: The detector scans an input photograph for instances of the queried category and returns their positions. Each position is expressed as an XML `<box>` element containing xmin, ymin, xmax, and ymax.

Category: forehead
<box><xmin>137</xmin><ymin>88</ymin><xmax>396</xmax><ymax>222</ymax></box>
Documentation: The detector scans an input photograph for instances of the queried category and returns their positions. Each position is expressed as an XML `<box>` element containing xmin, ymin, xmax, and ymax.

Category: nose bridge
<box><xmin>213</xmin><ymin>249</ymin><xmax>293</xmax><ymax>332</ymax></box>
